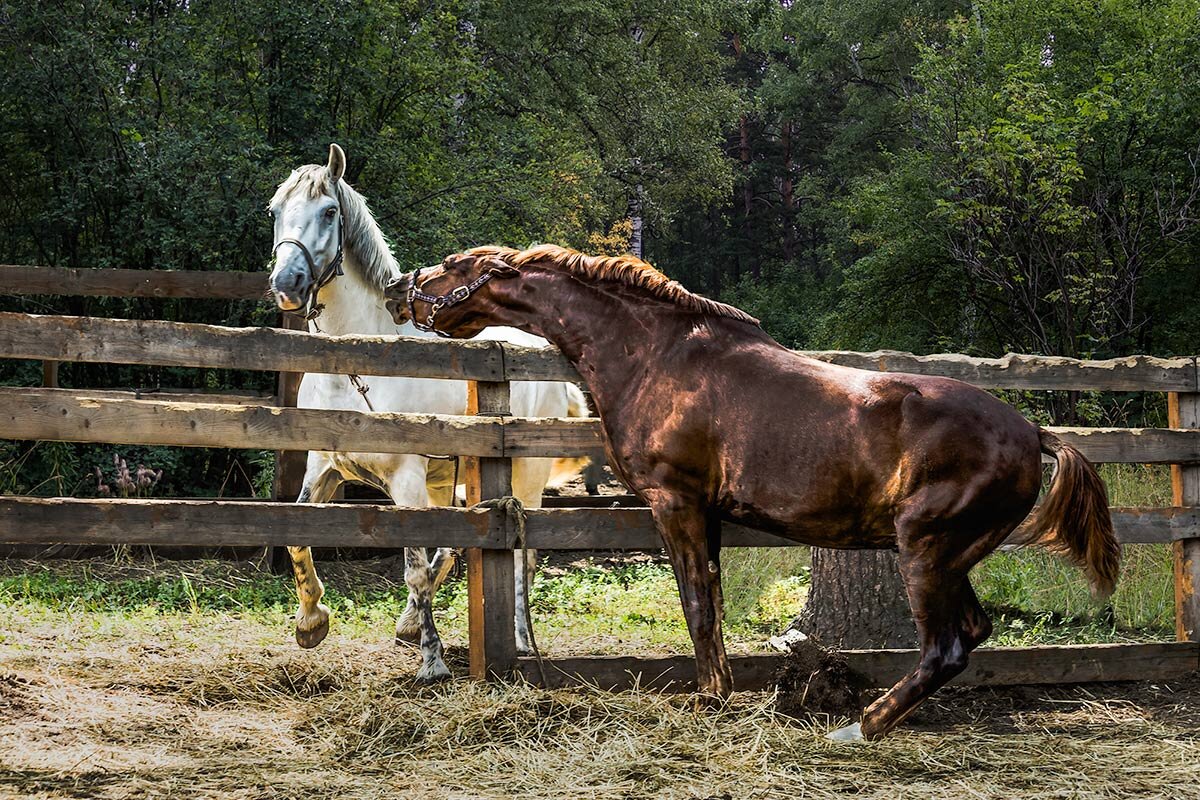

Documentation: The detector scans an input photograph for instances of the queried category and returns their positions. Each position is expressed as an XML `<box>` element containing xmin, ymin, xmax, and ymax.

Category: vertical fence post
<box><xmin>1169</xmin><ymin>389</ymin><xmax>1200</xmax><ymax>642</ymax></box>
<box><xmin>41</xmin><ymin>360</ymin><xmax>59</xmax><ymax>389</ymax></box>
<box><xmin>466</xmin><ymin>377</ymin><xmax>517</xmax><ymax>679</ymax></box>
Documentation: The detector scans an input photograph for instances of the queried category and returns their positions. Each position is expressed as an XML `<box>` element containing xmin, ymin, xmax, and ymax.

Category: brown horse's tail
<box><xmin>1020</xmin><ymin>429</ymin><xmax>1121</xmax><ymax>599</ymax></box>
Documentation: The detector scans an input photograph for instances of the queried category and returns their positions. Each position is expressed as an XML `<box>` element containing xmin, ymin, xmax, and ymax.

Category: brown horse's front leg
<box><xmin>653</xmin><ymin>505</ymin><xmax>732</xmax><ymax>699</ymax></box>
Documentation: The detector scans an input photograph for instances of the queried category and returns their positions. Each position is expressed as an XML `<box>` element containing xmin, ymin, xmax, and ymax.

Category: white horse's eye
<box><xmin>325</xmin><ymin>207</ymin><xmax>338</xmax><ymax>219</ymax></box>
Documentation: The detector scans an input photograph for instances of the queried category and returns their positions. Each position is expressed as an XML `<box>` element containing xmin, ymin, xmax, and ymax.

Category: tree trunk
<box><xmin>794</xmin><ymin>548</ymin><xmax>916</xmax><ymax>649</ymax></box>
<box><xmin>628</xmin><ymin>187</ymin><xmax>644</xmax><ymax>259</ymax></box>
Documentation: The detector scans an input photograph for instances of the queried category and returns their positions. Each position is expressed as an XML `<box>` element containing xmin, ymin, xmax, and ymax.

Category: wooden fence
<box><xmin>1</xmin><ymin>265</ymin><xmax>1198</xmax><ymax>690</ymax></box>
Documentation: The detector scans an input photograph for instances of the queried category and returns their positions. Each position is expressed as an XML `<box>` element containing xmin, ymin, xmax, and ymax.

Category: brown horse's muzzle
<box><xmin>384</xmin><ymin>272</ymin><xmax>414</xmax><ymax>325</ymax></box>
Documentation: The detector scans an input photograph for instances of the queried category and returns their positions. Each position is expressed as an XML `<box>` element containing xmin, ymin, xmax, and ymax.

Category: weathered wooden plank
<box><xmin>28</xmin><ymin>386</ymin><xmax>275</xmax><ymax>405</ymax></box>
<box><xmin>522</xmin><ymin>506</ymin><xmax>1199</xmax><ymax>549</ymax></box>
<box><xmin>3</xmin><ymin>387</ymin><xmax>1198</xmax><ymax>463</ymax></box>
<box><xmin>0</xmin><ymin>497</ymin><xmax>1183</xmax><ymax>549</ymax></box>
<box><xmin>844</xmin><ymin>642</ymin><xmax>1200</xmax><ymax>688</ymax></box>
<box><xmin>803</xmin><ymin>350</ymin><xmax>1198</xmax><ymax>392</ymax></box>
<box><xmin>1044</xmin><ymin>426</ymin><xmax>1200</xmax><ymax>464</ymax></box>
<box><xmin>500</xmin><ymin>343</ymin><xmax>581</xmax><ymax>382</ymax></box>
<box><xmin>1170</xmin><ymin>392</ymin><xmax>1200</xmax><ymax>643</ymax></box>
<box><xmin>0</xmin><ymin>265</ymin><xmax>268</xmax><ymax>300</ymax></box>
<box><xmin>517</xmin><ymin>642</ymin><xmax>1200</xmax><ymax>692</ymax></box>
<box><xmin>0</xmin><ymin>313</ymin><xmax>510</xmax><ymax>381</ymax></box>
<box><xmin>4</xmin><ymin>312</ymin><xmax>1199</xmax><ymax>390</ymax></box>
<box><xmin>503</xmin><ymin>415</ymin><xmax>604</xmax><ymax>457</ymax></box>
<box><xmin>0</xmin><ymin>388</ymin><xmax>505</xmax><ymax>457</ymax></box>
<box><xmin>0</xmin><ymin>497</ymin><xmax>504</xmax><ymax>547</ymax></box>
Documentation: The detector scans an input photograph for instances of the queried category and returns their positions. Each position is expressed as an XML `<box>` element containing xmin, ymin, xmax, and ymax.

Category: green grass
<box><xmin>972</xmin><ymin>463</ymin><xmax>1176</xmax><ymax>644</ymax></box>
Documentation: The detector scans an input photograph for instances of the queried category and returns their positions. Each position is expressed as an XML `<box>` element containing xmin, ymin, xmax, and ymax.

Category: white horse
<box><xmin>267</xmin><ymin>143</ymin><xmax>587</xmax><ymax>680</ymax></box>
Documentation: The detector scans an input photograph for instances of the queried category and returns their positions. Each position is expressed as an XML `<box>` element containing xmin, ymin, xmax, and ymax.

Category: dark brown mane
<box><xmin>466</xmin><ymin>244</ymin><xmax>760</xmax><ymax>326</ymax></box>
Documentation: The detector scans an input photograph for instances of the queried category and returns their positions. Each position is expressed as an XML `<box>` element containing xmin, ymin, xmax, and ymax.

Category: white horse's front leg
<box><xmin>512</xmin><ymin>458</ymin><xmax>553</xmax><ymax>655</ymax></box>
<box><xmin>291</xmin><ymin>455</ymin><xmax>343</xmax><ymax>648</ymax></box>
<box><xmin>388</xmin><ymin>460</ymin><xmax>450</xmax><ymax>681</ymax></box>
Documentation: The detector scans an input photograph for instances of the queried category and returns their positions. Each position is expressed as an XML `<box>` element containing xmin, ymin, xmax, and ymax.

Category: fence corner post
<box><xmin>1169</xmin><ymin>389</ymin><xmax>1200</xmax><ymax>642</ymax></box>
<box><xmin>467</xmin><ymin>378</ymin><xmax>516</xmax><ymax>679</ymax></box>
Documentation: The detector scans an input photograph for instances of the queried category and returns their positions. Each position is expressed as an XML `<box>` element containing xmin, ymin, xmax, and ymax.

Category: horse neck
<box><xmin>307</xmin><ymin>251</ymin><xmax>425</xmax><ymax>338</ymax></box>
<box><xmin>500</xmin><ymin>270</ymin><xmax>678</xmax><ymax>413</ymax></box>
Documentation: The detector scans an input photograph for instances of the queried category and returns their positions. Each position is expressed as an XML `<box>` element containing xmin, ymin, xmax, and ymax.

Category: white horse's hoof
<box><xmin>295</xmin><ymin>603</ymin><xmax>331</xmax><ymax>649</ymax></box>
<box><xmin>826</xmin><ymin>722</ymin><xmax>864</xmax><ymax>742</ymax></box>
<box><xmin>416</xmin><ymin>657</ymin><xmax>452</xmax><ymax>684</ymax></box>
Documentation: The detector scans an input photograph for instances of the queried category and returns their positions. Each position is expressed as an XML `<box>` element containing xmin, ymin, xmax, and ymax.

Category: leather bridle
<box><xmin>390</xmin><ymin>265</ymin><xmax>500</xmax><ymax>337</ymax></box>
<box><xmin>271</xmin><ymin>198</ymin><xmax>345</xmax><ymax>322</ymax></box>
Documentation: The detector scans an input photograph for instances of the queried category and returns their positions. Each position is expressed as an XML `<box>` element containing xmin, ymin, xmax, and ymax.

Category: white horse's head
<box><xmin>267</xmin><ymin>143</ymin><xmax>348</xmax><ymax>312</ymax></box>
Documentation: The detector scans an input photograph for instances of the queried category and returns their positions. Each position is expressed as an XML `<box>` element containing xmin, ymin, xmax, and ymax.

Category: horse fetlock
<box><xmin>294</xmin><ymin>602</ymin><xmax>331</xmax><ymax>649</ymax></box>
<box><xmin>394</xmin><ymin>603</ymin><xmax>422</xmax><ymax>644</ymax></box>
<box><xmin>515</xmin><ymin>625</ymin><xmax>535</xmax><ymax>656</ymax></box>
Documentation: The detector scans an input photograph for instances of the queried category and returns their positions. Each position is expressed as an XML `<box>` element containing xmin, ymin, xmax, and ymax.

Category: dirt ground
<box><xmin>2</xmin><ymin>601</ymin><xmax>1199</xmax><ymax>800</ymax></box>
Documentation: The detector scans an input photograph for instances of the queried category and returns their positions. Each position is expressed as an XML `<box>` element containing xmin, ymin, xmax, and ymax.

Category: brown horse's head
<box><xmin>384</xmin><ymin>252</ymin><xmax>519</xmax><ymax>337</ymax></box>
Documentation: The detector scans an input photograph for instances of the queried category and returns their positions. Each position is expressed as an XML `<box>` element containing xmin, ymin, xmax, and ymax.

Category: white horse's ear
<box><xmin>327</xmin><ymin>143</ymin><xmax>347</xmax><ymax>183</ymax></box>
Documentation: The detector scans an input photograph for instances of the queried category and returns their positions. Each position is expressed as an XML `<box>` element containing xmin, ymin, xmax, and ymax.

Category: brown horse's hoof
<box><xmin>826</xmin><ymin>722</ymin><xmax>865</xmax><ymax>741</ymax></box>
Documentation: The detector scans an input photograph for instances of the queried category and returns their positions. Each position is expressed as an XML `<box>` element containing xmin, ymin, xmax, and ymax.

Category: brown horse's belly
<box><xmin>720</xmin><ymin>500</ymin><xmax>899</xmax><ymax>550</ymax></box>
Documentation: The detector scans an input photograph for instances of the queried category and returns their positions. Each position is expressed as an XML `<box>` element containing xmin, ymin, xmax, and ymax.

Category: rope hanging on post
<box><xmin>473</xmin><ymin>495</ymin><xmax>545</xmax><ymax>683</ymax></box>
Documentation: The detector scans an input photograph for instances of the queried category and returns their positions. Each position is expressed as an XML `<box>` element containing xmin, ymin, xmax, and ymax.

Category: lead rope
<box><xmin>347</xmin><ymin>373</ymin><xmax>375</xmax><ymax>412</ymax></box>
<box><xmin>473</xmin><ymin>495</ymin><xmax>545</xmax><ymax>684</ymax></box>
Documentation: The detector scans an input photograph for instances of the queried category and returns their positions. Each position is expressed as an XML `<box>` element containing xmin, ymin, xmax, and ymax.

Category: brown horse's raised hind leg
<box><xmin>853</xmin><ymin>569</ymin><xmax>992</xmax><ymax>740</ymax></box>
<box><xmin>959</xmin><ymin>579</ymin><xmax>993</xmax><ymax>651</ymax></box>
<box><xmin>653</xmin><ymin>504</ymin><xmax>732</xmax><ymax>698</ymax></box>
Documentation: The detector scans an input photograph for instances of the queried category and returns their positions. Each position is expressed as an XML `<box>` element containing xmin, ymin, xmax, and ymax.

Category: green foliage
<box><xmin>2</xmin><ymin>0</ymin><xmax>1199</xmax><ymax>501</ymax></box>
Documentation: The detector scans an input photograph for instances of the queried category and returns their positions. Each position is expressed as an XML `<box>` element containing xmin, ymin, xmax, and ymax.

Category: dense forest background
<box><xmin>2</xmin><ymin>0</ymin><xmax>1199</xmax><ymax>496</ymax></box>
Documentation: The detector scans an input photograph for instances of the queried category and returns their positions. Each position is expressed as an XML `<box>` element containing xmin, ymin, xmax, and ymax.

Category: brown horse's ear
<box><xmin>327</xmin><ymin>143</ymin><xmax>347</xmax><ymax>182</ymax></box>
<box><xmin>482</xmin><ymin>257</ymin><xmax>519</xmax><ymax>277</ymax></box>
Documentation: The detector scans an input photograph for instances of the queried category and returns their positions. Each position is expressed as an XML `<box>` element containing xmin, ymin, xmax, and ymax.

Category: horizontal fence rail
<box><xmin>0</xmin><ymin>497</ymin><xmax>1195</xmax><ymax>548</ymax></box>
<box><xmin>2</xmin><ymin>387</ymin><xmax>1198</xmax><ymax>463</ymax></box>
<box><xmin>0</xmin><ymin>265</ymin><xmax>267</xmax><ymax>300</ymax></box>
<box><xmin>0</xmin><ymin>389</ymin><xmax>603</xmax><ymax>458</ymax></box>
<box><xmin>0</xmin><ymin>312</ymin><xmax>574</xmax><ymax>382</ymax></box>
<box><xmin>802</xmin><ymin>350</ymin><xmax>1200</xmax><ymax>392</ymax></box>
<box><xmin>518</xmin><ymin>643</ymin><xmax>1200</xmax><ymax>691</ymax></box>
<box><xmin>2</xmin><ymin>312</ymin><xmax>1198</xmax><ymax>390</ymax></box>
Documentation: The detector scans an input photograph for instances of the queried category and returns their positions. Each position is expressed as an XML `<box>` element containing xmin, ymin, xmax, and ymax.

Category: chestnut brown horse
<box><xmin>385</xmin><ymin>244</ymin><xmax>1120</xmax><ymax>740</ymax></box>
